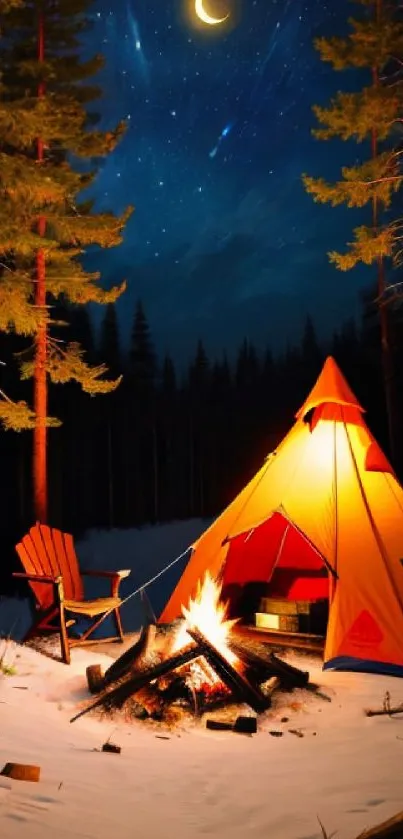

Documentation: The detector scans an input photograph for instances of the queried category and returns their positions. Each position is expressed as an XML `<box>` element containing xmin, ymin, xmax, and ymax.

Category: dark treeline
<box><xmin>0</xmin><ymin>290</ymin><xmax>400</xmax><ymax>591</ymax></box>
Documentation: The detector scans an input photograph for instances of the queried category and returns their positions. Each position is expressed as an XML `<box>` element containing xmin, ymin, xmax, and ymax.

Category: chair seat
<box><xmin>64</xmin><ymin>597</ymin><xmax>121</xmax><ymax>617</ymax></box>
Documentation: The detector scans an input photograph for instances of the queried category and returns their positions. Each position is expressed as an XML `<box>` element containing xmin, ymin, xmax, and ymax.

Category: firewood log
<box><xmin>70</xmin><ymin>642</ymin><xmax>200</xmax><ymax>723</ymax></box>
<box><xmin>187</xmin><ymin>626</ymin><xmax>271</xmax><ymax>714</ymax></box>
<box><xmin>103</xmin><ymin>624</ymin><xmax>156</xmax><ymax>686</ymax></box>
<box><xmin>86</xmin><ymin>664</ymin><xmax>105</xmax><ymax>695</ymax></box>
<box><xmin>229</xmin><ymin>639</ymin><xmax>279</xmax><ymax>683</ymax></box>
<box><xmin>268</xmin><ymin>652</ymin><xmax>309</xmax><ymax>687</ymax></box>
<box><xmin>1</xmin><ymin>763</ymin><xmax>40</xmax><ymax>782</ymax></box>
<box><xmin>356</xmin><ymin>810</ymin><xmax>403</xmax><ymax>839</ymax></box>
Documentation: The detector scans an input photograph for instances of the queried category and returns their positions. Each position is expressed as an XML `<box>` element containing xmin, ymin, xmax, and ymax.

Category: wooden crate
<box><xmin>259</xmin><ymin>598</ymin><xmax>311</xmax><ymax>616</ymax></box>
<box><xmin>255</xmin><ymin>613</ymin><xmax>299</xmax><ymax>632</ymax></box>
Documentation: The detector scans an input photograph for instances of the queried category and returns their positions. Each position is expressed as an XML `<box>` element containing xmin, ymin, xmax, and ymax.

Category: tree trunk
<box><xmin>33</xmin><ymin>11</ymin><xmax>48</xmax><ymax>522</ymax></box>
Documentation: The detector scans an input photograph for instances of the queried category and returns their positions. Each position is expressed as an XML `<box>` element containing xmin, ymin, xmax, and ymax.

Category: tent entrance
<box><xmin>221</xmin><ymin>511</ymin><xmax>329</xmax><ymax>635</ymax></box>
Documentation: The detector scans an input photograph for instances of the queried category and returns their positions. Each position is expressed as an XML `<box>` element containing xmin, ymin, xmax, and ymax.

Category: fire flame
<box><xmin>172</xmin><ymin>572</ymin><xmax>240</xmax><ymax>668</ymax></box>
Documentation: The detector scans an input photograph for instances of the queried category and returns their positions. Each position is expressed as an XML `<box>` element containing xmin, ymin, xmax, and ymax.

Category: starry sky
<box><xmin>85</xmin><ymin>0</ymin><xmax>367</xmax><ymax>363</ymax></box>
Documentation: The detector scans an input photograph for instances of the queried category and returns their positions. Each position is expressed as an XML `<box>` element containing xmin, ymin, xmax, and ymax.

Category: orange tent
<box><xmin>160</xmin><ymin>357</ymin><xmax>403</xmax><ymax>676</ymax></box>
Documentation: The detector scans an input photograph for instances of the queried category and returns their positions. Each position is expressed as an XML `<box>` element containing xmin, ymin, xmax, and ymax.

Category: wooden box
<box><xmin>255</xmin><ymin>613</ymin><xmax>300</xmax><ymax>632</ymax></box>
<box><xmin>259</xmin><ymin>598</ymin><xmax>311</xmax><ymax>616</ymax></box>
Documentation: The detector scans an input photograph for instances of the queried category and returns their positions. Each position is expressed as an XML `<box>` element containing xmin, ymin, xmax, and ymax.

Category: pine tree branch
<box><xmin>0</xmin><ymin>392</ymin><xmax>36</xmax><ymax>431</ymax></box>
<box><xmin>329</xmin><ymin>225</ymin><xmax>396</xmax><ymax>270</ymax></box>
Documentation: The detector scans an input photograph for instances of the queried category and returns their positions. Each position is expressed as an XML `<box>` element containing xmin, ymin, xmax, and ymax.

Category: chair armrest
<box><xmin>13</xmin><ymin>572</ymin><xmax>62</xmax><ymax>585</ymax></box>
<box><xmin>81</xmin><ymin>568</ymin><xmax>131</xmax><ymax>598</ymax></box>
<box><xmin>82</xmin><ymin>569</ymin><xmax>131</xmax><ymax>580</ymax></box>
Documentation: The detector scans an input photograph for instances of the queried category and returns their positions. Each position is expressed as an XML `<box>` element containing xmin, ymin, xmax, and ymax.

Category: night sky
<box><xmin>85</xmin><ymin>0</ymin><xmax>366</xmax><ymax>363</ymax></box>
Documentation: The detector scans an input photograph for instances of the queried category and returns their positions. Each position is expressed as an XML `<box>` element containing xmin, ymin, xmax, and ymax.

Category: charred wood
<box><xmin>103</xmin><ymin>624</ymin><xmax>156</xmax><ymax>686</ymax></box>
<box><xmin>268</xmin><ymin>652</ymin><xmax>309</xmax><ymax>687</ymax></box>
<box><xmin>229</xmin><ymin>639</ymin><xmax>280</xmax><ymax>683</ymax></box>
<box><xmin>355</xmin><ymin>810</ymin><xmax>403</xmax><ymax>839</ymax></box>
<box><xmin>70</xmin><ymin>642</ymin><xmax>200</xmax><ymax>723</ymax></box>
<box><xmin>187</xmin><ymin>627</ymin><xmax>271</xmax><ymax>714</ymax></box>
<box><xmin>205</xmin><ymin>715</ymin><xmax>257</xmax><ymax>734</ymax></box>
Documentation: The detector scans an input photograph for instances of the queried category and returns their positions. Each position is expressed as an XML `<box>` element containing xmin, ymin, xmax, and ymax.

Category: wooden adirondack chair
<box><xmin>13</xmin><ymin>522</ymin><xmax>131</xmax><ymax>664</ymax></box>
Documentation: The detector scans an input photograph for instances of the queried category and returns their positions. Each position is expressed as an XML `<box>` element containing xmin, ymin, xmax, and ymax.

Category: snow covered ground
<box><xmin>0</xmin><ymin>520</ymin><xmax>402</xmax><ymax>839</ymax></box>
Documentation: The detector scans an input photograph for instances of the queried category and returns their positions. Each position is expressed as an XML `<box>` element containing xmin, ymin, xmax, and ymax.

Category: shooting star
<box><xmin>127</xmin><ymin>2</ymin><xmax>150</xmax><ymax>85</ymax></box>
<box><xmin>209</xmin><ymin>122</ymin><xmax>234</xmax><ymax>159</ymax></box>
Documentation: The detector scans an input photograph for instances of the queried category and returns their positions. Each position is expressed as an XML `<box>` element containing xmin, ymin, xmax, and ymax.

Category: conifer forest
<box><xmin>0</xmin><ymin>294</ymin><xmax>401</xmax><ymax>591</ymax></box>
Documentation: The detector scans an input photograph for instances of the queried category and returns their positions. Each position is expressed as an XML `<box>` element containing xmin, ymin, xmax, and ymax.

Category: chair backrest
<box><xmin>15</xmin><ymin>523</ymin><xmax>84</xmax><ymax>609</ymax></box>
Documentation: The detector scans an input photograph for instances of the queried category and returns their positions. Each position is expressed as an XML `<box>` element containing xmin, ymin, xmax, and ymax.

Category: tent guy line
<box><xmin>109</xmin><ymin>544</ymin><xmax>192</xmax><ymax>613</ymax></box>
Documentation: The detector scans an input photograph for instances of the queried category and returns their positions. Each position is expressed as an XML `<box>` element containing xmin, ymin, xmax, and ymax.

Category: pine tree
<box><xmin>235</xmin><ymin>338</ymin><xmax>260</xmax><ymax>392</ymax></box>
<box><xmin>301</xmin><ymin>315</ymin><xmax>323</xmax><ymax>384</ymax></box>
<box><xmin>161</xmin><ymin>354</ymin><xmax>177</xmax><ymax>397</ymax></box>
<box><xmin>126</xmin><ymin>300</ymin><xmax>157</xmax><ymax>523</ymax></box>
<box><xmin>187</xmin><ymin>340</ymin><xmax>211</xmax><ymax>517</ymax></box>
<box><xmin>128</xmin><ymin>300</ymin><xmax>156</xmax><ymax>392</ymax></box>
<box><xmin>99</xmin><ymin>303</ymin><xmax>122</xmax><ymax>378</ymax></box>
<box><xmin>158</xmin><ymin>354</ymin><xmax>179</xmax><ymax>521</ymax></box>
<box><xmin>302</xmin><ymin>0</ymin><xmax>403</xmax><ymax>462</ymax></box>
<box><xmin>0</xmin><ymin>0</ymin><xmax>133</xmax><ymax>520</ymax></box>
<box><xmin>189</xmin><ymin>339</ymin><xmax>210</xmax><ymax>393</ymax></box>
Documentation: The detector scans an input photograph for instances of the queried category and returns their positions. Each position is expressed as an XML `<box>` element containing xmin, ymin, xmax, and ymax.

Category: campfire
<box><xmin>172</xmin><ymin>572</ymin><xmax>240</xmax><ymax>665</ymax></box>
<box><xmin>71</xmin><ymin>574</ymin><xmax>312</xmax><ymax>730</ymax></box>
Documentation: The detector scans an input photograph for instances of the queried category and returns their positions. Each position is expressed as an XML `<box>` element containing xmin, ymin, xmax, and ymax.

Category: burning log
<box><xmin>187</xmin><ymin>626</ymin><xmax>271</xmax><ymax>714</ymax></box>
<box><xmin>70</xmin><ymin>642</ymin><xmax>200</xmax><ymax>723</ymax></box>
<box><xmin>85</xmin><ymin>624</ymin><xmax>157</xmax><ymax>696</ymax></box>
<box><xmin>229</xmin><ymin>637</ymin><xmax>309</xmax><ymax>689</ymax></box>
<box><xmin>103</xmin><ymin>624</ymin><xmax>157</xmax><ymax>686</ymax></box>
<box><xmin>229</xmin><ymin>638</ymin><xmax>279</xmax><ymax>683</ymax></box>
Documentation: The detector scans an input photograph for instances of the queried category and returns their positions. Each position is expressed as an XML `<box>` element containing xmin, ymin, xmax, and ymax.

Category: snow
<box><xmin>1</xmin><ymin>520</ymin><xmax>403</xmax><ymax>839</ymax></box>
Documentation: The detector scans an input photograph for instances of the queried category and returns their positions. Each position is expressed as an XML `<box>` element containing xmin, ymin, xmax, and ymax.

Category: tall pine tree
<box><xmin>0</xmin><ymin>0</ymin><xmax>132</xmax><ymax>520</ymax></box>
<box><xmin>126</xmin><ymin>300</ymin><xmax>157</xmax><ymax>523</ymax></box>
<box><xmin>303</xmin><ymin>0</ymin><xmax>403</xmax><ymax>462</ymax></box>
<box><xmin>99</xmin><ymin>303</ymin><xmax>122</xmax><ymax>378</ymax></box>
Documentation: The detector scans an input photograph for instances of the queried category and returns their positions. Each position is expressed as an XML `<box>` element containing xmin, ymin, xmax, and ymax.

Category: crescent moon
<box><xmin>195</xmin><ymin>0</ymin><xmax>229</xmax><ymax>26</ymax></box>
